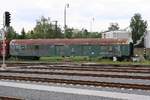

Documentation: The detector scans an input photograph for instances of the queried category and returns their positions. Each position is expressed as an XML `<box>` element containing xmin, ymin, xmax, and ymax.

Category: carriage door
<box><xmin>113</xmin><ymin>45</ymin><xmax>121</xmax><ymax>57</ymax></box>
<box><xmin>55</xmin><ymin>45</ymin><xmax>65</xmax><ymax>56</ymax></box>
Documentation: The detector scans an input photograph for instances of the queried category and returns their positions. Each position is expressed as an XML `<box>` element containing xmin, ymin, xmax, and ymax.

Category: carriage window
<box><xmin>64</xmin><ymin>45</ymin><xmax>69</xmax><ymax>48</ymax></box>
<box><xmin>34</xmin><ymin>45</ymin><xmax>39</xmax><ymax>50</ymax></box>
<box><xmin>21</xmin><ymin>45</ymin><xmax>25</xmax><ymax>50</ymax></box>
<box><xmin>15</xmin><ymin>45</ymin><xmax>20</xmax><ymax>50</ymax></box>
<box><xmin>108</xmin><ymin>46</ymin><xmax>113</xmax><ymax>51</ymax></box>
<box><xmin>101</xmin><ymin>46</ymin><xmax>112</xmax><ymax>51</ymax></box>
<box><xmin>101</xmin><ymin>46</ymin><xmax>107</xmax><ymax>51</ymax></box>
<box><xmin>50</xmin><ymin>45</ymin><xmax>54</xmax><ymax>48</ymax></box>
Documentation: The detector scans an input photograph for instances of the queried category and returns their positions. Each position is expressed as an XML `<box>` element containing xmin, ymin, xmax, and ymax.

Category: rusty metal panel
<box><xmin>120</xmin><ymin>45</ymin><xmax>130</xmax><ymax>56</ymax></box>
<box><xmin>10</xmin><ymin>38</ymin><xmax>129</xmax><ymax>45</ymax></box>
<box><xmin>69</xmin><ymin>45</ymin><xmax>83</xmax><ymax>56</ymax></box>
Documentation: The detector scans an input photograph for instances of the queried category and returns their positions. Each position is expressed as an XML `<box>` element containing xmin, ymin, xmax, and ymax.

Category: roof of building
<box><xmin>102</xmin><ymin>30</ymin><xmax>131</xmax><ymax>34</ymax></box>
<box><xmin>10</xmin><ymin>38</ymin><xmax>129</xmax><ymax>45</ymax></box>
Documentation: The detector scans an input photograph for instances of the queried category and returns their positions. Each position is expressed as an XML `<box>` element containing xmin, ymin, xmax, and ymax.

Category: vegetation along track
<box><xmin>5</xmin><ymin>62</ymin><xmax>150</xmax><ymax>69</ymax></box>
<box><xmin>0</xmin><ymin>75</ymin><xmax>150</xmax><ymax>90</ymax></box>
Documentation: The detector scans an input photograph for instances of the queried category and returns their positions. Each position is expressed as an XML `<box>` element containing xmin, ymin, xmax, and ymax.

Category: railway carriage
<box><xmin>9</xmin><ymin>38</ymin><xmax>133</xmax><ymax>60</ymax></box>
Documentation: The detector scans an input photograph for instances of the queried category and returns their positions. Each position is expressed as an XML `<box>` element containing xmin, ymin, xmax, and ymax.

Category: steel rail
<box><xmin>0</xmin><ymin>70</ymin><xmax>150</xmax><ymax>80</ymax></box>
<box><xmin>20</xmin><ymin>66</ymin><xmax>150</xmax><ymax>74</ymax></box>
<box><xmin>0</xmin><ymin>75</ymin><xmax>150</xmax><ymax>90</ymax></box>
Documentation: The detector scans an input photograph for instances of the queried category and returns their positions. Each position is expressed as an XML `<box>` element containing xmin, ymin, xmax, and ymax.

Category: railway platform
<box><xmin>0</xmin><ymin>81</ymin><xmax>149</xmax><ymax>100</ymax></box>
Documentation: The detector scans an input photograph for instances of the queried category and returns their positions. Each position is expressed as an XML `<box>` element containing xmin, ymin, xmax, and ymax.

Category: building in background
<box><xmin>145</xmin><ymin>30</ymin><xmax>150</xmax><ymax>48</ymax></box>
<box><xmin>101</xmin><ymin>30</ymin><xmax>132</xmax><ymax>42</ymax></box>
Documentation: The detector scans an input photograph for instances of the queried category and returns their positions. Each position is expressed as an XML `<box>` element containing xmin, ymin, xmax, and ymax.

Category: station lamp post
<box><xmin>64</xmin><ymin>3</ymin><xmax>69</xmax><ymax>34</ymax></box>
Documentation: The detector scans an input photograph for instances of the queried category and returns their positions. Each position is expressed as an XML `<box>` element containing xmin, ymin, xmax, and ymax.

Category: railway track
<box><xmin>3</xmin><ymin>62</ymin><xmax>150</xmax><ymax>73</ymax></box>
<box><xmin>2</xmin><ymin>61</ymin><xmax>149</xmax><ymax>66</ymax></box>
<box><xmin>0</xmin><ymin>62</ymin><xmax>150</xmax><ymax>91</ymax></box>
<box><xmin>0</xmin><ymin>70</ymin><xmax>150</xmax><ymax>80</ymax></box>
<box><xmin>20</xmin><ymin>66</ymin><xmax>150</xmax><ymax>74</ymax></box>
<box><xmin>0</xmin><ymin>75</ymin><xmax>150</xmax><ymax>90</ymax></box>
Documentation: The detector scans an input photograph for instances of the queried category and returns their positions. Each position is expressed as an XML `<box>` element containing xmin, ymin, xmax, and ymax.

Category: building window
<box><xmin>114</xmin><ymin>33</ymin><xmax>116</xmax><ymax>38</ymax></box>
<box><xmin>104</xmin><ymin>34</ymin><xmax>106</xmax><ymax>38</ymax></box>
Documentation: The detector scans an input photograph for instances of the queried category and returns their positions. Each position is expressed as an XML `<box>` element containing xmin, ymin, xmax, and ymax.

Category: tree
<box><xmin>20</xmin><ymin>28</ymin><xmax>26</xmax><ymax>39</ymax></box>
<box><xmin>33</xmin><ymin>16</ymin><xmax>52</xmax><ymax>38</ymax></box>
<box><xmin>65</xmin><ymin>28</ymin><xmax>73</xmax><ymax>38</ymax></box>
<box><xmin>26</xmin><ymin>30</ymin><xmax>34</xmax><ymax>39</ymax></box>
<box><xmin>69</xmin><ymin>28</ymin><xmax>101</xmax><ymax>38</ymax></box>
<box><xmin>108</xmin><ymin>23</ymin><xmax>119</xmax><ymax>31</ymax></box>
<box><xmin>6</xmin><ymin>26</ymin><xmax>19</xmax><ymax>40</ymax></box>
<box><xmin>130</xmin><ymin>13</ymin><xmax>147</xmax><ymax>46</ymax></box>
<box><xmin>82</xmin><ymin>29</ymin><xmax>89</xmax><ymax>38</ymax></box>
<box><xmin>88</xmin><ymin>32</ymin><xmax>101</xmax><ymax>38</ymax></box>
<box><xmin>29</xmin><ymin>16</ymin><xmax>62</xmax><ymax>39</ymax></box>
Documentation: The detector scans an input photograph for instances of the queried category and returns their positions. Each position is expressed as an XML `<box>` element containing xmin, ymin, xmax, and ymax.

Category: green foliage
<box><xmin>108</xmin><ymin>23</ymin><xmax>119</xmax><ymax>31</ymax></box>
<box><xmin>22</xmin><ymin>16</ymin><xmax>102</xmax><ymax>39</ymax></box>
<box><xmin>130</xmin><ymin>13</ymin><xmax>148</xmax><ymax>46</ymax></box>
<box><xmin>6</xmin><ymin>26</ymin><xmax>19</xmax><ymax>40</ymax></box>
<box><xmin>39</xmin><ymin>56</ymin><xmax>150</xmax><ymax>65</ymax></box>
<box><xmin>5</xmin><ymin>16</ymin><xmax>101</xmax><ymax>39</ymax></box>
<box><xmin>81</xmin><ymin>29</ymin><xmax>90</xmax><ymax>38</ymax></box>
<box><xmin>26</xmin><ymin>30</ymin><xmax>34</xmax><ymax>39</ymax></box>
<box><xmin>71</xmin><ymin>28</ymin><xmax>101</xmax><ymax>38</ymax></box>
<box><xmin>29</xmin><ymin>16</ymin><xmax>62</xmax><ymax>39</ymax></box>
<box><xmin>88</xmin><ymin>32</ymin><xmax>101</xmax><ymax>38</ymax></box>
<box><xmin>19</xmin><ymin>28</ymin><xmax>26</xmax><ymax>39</ymax></box>
<box><xmin>65</xmin><ymin>28</ymin><xmax>73</xmax><ymax>38</ymax></box>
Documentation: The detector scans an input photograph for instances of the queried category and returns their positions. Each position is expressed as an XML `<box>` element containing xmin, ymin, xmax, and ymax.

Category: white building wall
<box><xmin>145</xmin><ymin>31</ymin><xmax>150</xmax><ymax>48</ymax></box>
<box><xmin>101</xmin><ymin>30</ymin><xmax>132</xmax><ymax>42</ymax></box>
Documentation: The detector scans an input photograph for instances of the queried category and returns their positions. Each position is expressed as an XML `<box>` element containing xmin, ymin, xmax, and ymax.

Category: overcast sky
<box><xmin>0</xmin><ymin>0</ymin><xmax>150</xmax><ymax>33</ymax></box>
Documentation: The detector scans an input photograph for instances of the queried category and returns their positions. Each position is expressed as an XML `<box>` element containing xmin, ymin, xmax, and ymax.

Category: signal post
<box><xmin>1</xmin><ymin>11</ymin><xmax>11</xmax><ymax>69</ymax></box>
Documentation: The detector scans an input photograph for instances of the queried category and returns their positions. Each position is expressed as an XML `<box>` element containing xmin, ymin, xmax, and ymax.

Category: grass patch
<box><xmin>7</xmin><ymin>56</ymin><xmax>150</xmax><ymax>65</ymax></box>
<box><xmin>39</xmin><ymin>56</ymin><xmax>150</xmax><ymax>65</ymax></box>
<box><xmin>40</xmin><ymin>56</ymin><xmax>91</xmax><ymax>62</ymax></box>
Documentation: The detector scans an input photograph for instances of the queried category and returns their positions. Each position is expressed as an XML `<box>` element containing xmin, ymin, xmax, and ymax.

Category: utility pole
<box><xmin>64</xmin><ymin>3</ymin><xmax>69</xmax><ymax>34</ymax></box>
<box><xmin>90</xmin><ymin>17</ymin><xmax>94</xmax><ymax>33</ymax></box>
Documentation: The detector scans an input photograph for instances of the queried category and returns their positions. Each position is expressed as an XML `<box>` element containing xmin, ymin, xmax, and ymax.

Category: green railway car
<box><xmin>9</xmin><ymin>38</ymin><xmax>132</xmax><ymax>60</ymax></box>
